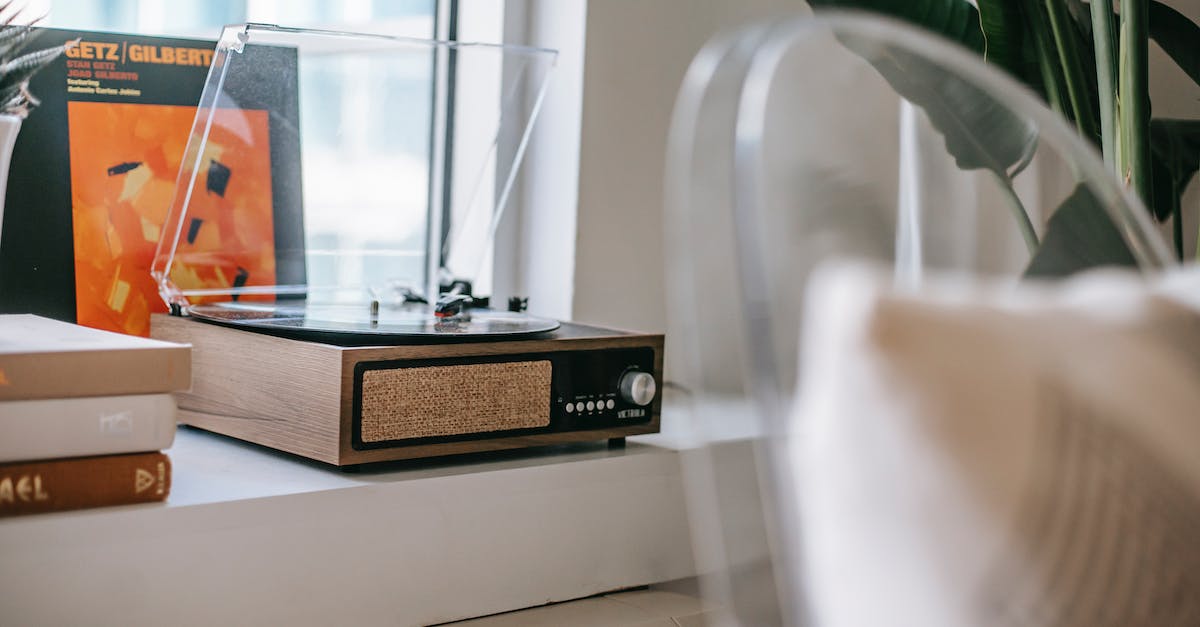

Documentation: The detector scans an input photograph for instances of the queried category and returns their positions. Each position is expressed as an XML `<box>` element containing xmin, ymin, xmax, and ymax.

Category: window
<box><xmin>43</xmin><ymin>1</ymin><xmax>435</xmax><ymax>40</ymax></box>
<box><xmin>42</xmin><ymin>0</ymin><xmax>525</xmax><ymax>302</ymax></box>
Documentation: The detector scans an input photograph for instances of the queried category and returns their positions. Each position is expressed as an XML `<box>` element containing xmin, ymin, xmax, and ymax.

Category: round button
<box><xmin>565</xmin><ymin>403</ymin><xmax>574</xmax><ymax>413</ymax></box>
<box><xmin>586</xmin><ymin>401</ymin><xmax>595</xmax><ymax>411</ymax></box>
<box><xmin>618</xmin><ymin>371</ymin><xmax>657</xmax><ymax>407</ymax></box>
<box><xmin>606</xmin><ymin>399</ymin><xmax>615</xmax><ymax>410</ymax></box>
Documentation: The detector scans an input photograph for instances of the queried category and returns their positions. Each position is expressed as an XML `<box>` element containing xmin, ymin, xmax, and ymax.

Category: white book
<box><xmin>0</xmin><ymin>394</ymin><xmax>176</xmax><ymax>463</ymax></box>
<box><xmin>0</xmin><ymin>314</ymin><xmax>190</xmax><ymax>401</ymax></box>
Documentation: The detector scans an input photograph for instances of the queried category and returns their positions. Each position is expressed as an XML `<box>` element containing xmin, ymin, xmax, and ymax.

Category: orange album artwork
<box><xmin>68</xmin><ymin>102</ymin><xmax>276</xmax><ymax>336</ymax></box>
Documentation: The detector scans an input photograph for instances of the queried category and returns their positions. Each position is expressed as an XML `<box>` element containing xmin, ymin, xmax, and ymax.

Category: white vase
<box><xmin>0</xmin><ymin>114</ymin><xmax>20</xmax><ymax>245</ymax></box>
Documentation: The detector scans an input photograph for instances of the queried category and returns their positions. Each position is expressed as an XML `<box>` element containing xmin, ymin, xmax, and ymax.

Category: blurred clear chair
<box><xmin>663</xmin><ymin>12</ymin><xmax>1174</xmax><ymax>626</ymax></box>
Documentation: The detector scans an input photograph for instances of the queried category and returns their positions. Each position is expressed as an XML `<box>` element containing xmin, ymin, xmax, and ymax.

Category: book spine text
<box><xmin>0</xmin><ymin>452</ymin><xmax>170</xmax><ymax>517</ymax></box>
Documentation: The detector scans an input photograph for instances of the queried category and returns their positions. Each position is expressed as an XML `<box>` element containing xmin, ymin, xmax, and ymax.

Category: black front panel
<box><xmin>351</xmin><ymin>347</ymin><xmax>656</xmax><ymax>450</ymax></box>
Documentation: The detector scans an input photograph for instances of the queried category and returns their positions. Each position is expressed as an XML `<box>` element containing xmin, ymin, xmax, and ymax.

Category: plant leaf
<box><xmin>1024</xmin><ymin>184</ymin><xmax>1139</xmax><ymax>277</ymax></box>
<box><xmin>0</xmin><ymin>44</ymin><xmax>67</xmax><ymax>90</ymax></box>
<box><xmin>1069</xmin><ymin>2</ymin><xmax>1198</xmax><ymax>87</ymax></box>
<box><xmin>1149</xmin><ymin>0</ymin><xmax>1200</xmax><ymax>86</ymax></box>
<box><xmin>0</xmin><ymin>25</ymin><xmax>31</xmax><ymax>60</ymax></box>
<box><xmin>836</xmin><ymin>33</ymin><xmax>1040</xmax><ymax>179</ymax></box>
<box><xmin>808</xmin><ymin>0</ymin><xmax>985</xmax><ymax>53</ymax></box>
<box><xmin>1068</xmin><ymin>2</ymin><xmax>1200</xmax><ymax>89</ymax></box>
<box><xmin>1046</xmin><ymin>0</ymin><xmax>1100</xmax><ymax>140</ymax></box>
<box><xmin>1117</xmin><ymin>0</ymin><xmax>1153</xmax><ymax>209</ymax></box>
<box><xmin>977</xmin><ymin>0</ymin><xmax>1035</xmax><ymax>84</ymax></box>
<box><xmin>1150</xmin><ymin>118</ymin><xmax>1200</xmax><ymax>220</ymax></box>
<box><xmin>811</xmin><ymin>0</ymin><xmax>1040</xmax><ymax>179</ymax></box>
<box><xmin>1090</xmin><ymin>0</ymin><xmax>1119</xmax><ymax>169</ymax></box>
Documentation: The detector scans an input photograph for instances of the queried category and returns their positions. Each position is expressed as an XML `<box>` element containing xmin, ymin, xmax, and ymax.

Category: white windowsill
<box><xmin>0</xmin><ymin>400</ymin><xmax>721</xmax><ymax>626</ymax></box>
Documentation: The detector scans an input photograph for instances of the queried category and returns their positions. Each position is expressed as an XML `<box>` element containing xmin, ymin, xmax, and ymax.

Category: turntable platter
<box><xmin>187</xmin><ymin>301</ymin><xmax>560</xmax><ymax>344</ymax></box>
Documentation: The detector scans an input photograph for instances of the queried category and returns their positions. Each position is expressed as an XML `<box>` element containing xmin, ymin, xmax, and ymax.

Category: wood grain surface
<box><xmin>152</xmin><ymin>314</ymin><xmax>663</xmax><ymax>465</ymax></box>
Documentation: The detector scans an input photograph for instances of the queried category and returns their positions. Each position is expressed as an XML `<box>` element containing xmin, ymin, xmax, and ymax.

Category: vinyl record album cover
<box><xmin>0</xmin><ymin>28</ymin><xmax>300</xmax><ymax>336</ymax></box>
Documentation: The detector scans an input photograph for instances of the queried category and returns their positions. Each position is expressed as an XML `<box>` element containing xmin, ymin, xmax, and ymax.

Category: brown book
<box><xmin>0</xmin><ymin>452</ymin><xmax>170</xmax><ymax>517</ymax></box>
<box><xmin>0</xmin><ymin>315</ymin><xmax>190</xmax><ymax>400</ymax></box>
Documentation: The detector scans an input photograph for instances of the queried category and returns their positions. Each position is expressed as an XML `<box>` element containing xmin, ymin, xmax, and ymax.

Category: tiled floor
<box><xmin>447</xmin><ymin>589</ymin><xmax>719</xmax><ymax>626</ymax></box>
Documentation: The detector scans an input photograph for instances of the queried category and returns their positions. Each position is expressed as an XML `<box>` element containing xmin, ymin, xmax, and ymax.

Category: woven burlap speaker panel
<box><xmin>360</xmin><ymin>361</ymin><xmax>553</xmax><ymax>441</ymax></box>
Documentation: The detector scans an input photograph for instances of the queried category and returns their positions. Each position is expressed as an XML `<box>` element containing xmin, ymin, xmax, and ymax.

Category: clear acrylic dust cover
<box><xmin>151</xmin><ymin>23</ymin><xmax>556</xmax><ymax>337</ymax></box>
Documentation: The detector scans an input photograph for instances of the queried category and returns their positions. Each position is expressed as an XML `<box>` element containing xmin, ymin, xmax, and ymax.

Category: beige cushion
<box><xmin>797</xmin><ymin>264</ymin><xmax>1200</xmax><ymax>627</ymax></box>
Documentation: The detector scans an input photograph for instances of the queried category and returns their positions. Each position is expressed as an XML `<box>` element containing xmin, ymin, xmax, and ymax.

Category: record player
<box><xmin>148</xmin><ymin>24</ymin><xmax>661</xmax><ymax>466</ymax></box>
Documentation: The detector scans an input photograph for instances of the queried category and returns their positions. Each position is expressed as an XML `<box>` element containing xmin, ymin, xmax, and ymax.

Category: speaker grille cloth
<box><xmin>360</xmin><ymin>360</ymin><xmax>552</xmax><ymax>442</ymax></box>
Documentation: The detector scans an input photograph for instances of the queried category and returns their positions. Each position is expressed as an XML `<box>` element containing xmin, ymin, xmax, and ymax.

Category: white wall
<box><xmin>494</xmin><ymin>0</ymin><xmax>588</xmax><ymax>321</ymax></box>
<box><xmin>570</xmin><ymin>0</ymin><xmax>802</xmax><ymax>332</ymax></box>
<box><xmin>564</xmin><ymin>0</ymin><xmax>1199</xmax><ymax>338</ymax></box>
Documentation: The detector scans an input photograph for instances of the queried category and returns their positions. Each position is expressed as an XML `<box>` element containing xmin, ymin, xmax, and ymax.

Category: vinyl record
<box><xmin>187</xmin><ymin>300</ymin><xmax>560</xmax><ymax>344</ymax></box>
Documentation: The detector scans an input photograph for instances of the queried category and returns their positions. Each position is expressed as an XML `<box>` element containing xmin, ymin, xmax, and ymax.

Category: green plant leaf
<box><xmin>1145</xmin><ymin>119</ymin><xmax>1200</xmax><ymax>258</ymax></box>
<box><xmin>1046</xmin><ymin>0</ymin><xmax>1100</xmax><ymax>140</ymax></box>
<box><xmin>837</xmin><ymin>34</ymin><xmax>1040</xmax><ymax>179</ymax></box>
<box><xmin>810</xmin><ymin>0</ymin><xmax>1049</xmax><ymax>102</ymax></box>
<box><xmin>1024</xmin><ymin>184</ymin><xmax>1139</xmax><ymax>277</ymax></box>
<box><xmin>1149</xmin><ymin>119</ymin><xmax>1200</xmax><ymax>222</ymax></box>
<box><xmin>977</xmin><ymin>0</ymin><xmax>1026</xmax><ymax>78</ymax></box>
<box><xmin>1065</xmin><ymin>2</ymin><xmax>1198</xmax><ymax>87</ymax></box>
<box><xmin>808</xmin><ymin>0</ymin><xmax>984</xmax><ymax>53</ymax></box>
<box><xmin>1118</xmin><ymin>0</ymin><xmax>1153</xmax><ymax>209</ymax></box>
<box><xmin>812</xmin><ymin>0</ymin><xmax>1040</xmax><ymax>205</ymax></box>
<box><xmin>977</xmin><ymin>0</ymin><xmax>1053</xmax><ymax>104</ymax></box>
<box><xmin>1149</xmin><ymin>0</ymin><xmax>1200</xmax><ymax>86</ymax></box>
<box><xmin>1019</xmin><ymin>0</ymin><xmax>1075</xmax><ymax>119</ymax></box>
<box><xmin>1091</xmin><ymin>0</ymin><xmax>1119</xmax><ymax>170</ymax></box>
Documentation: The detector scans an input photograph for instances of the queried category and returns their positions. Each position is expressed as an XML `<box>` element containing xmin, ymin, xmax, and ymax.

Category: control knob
<box><xmin>618</xmin><ymin>371</ymin><xmax>656</xmax><ymax>406</ymax></box>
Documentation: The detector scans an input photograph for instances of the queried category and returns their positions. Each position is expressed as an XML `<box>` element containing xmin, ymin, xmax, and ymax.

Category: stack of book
<box><xmin>0</xmin><ymin>315</ymin><xmax>189</xmax><ymax>517</ymax></box>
